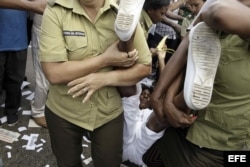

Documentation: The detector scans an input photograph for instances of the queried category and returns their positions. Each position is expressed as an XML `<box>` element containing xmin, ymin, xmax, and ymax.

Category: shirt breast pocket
<box><xmin>64</xmin><ymin>35</ymin><xmax>87</xmax><ymax>51</ymax></box>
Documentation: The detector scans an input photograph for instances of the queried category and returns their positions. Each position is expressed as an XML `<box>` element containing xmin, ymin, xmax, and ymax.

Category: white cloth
<box><xmin>122</xmin><ymin>83</ymin><xmax>165</xmax><ymax>166</ymax></box>
<box><xmin>148</xmin><ymin>24</ymin><xmax>156</xmax><ymax>35</ymax></box>
<box><xmin>31</xmin><ymin>14</ymin><xmax>49</xmax><ymax>118</ymax></box>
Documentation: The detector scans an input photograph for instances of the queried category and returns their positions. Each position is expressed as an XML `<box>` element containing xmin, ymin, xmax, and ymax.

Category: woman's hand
<box><xmin>163</xmin><ymin>96</ymin><xmax>197</xmax><ymax>128</ymax></box>
<box><xmin>102</xmin><ymin>41</ymin><xmax>138</xmax><ymax>68</ymax></box>
<box><xmin>67</xmin><ymin>72</ymin><xmax>106</xmax><ymax>103</ymax></box>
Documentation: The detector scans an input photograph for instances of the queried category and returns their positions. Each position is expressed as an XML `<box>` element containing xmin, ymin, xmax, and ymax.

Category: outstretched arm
<box><xmin>166</xmin><ymin>10</ymin><xmax>183</xmax><ymax>22</ymax></box>
<box><xmin>0</xmin><ymin>0</ymin><xmax>46</xmax><ymax>14</ymax></box>
<box><xmin>150</xmin><ymin>35</ymin><xmax>189</xmax><ymax>124</ymax></box>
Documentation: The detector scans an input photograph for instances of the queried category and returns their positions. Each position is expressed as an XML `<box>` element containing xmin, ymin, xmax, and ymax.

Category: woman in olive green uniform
<box><xmin>39</xmin><ymin>0</ymin><xmax>152</xmax><ymax>166</ymax></box>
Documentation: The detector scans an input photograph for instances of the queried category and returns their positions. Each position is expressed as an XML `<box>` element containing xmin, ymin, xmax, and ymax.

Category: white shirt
<box><xmin>122</xmin><ymin>84</ymin><xmax>165</xmax><ymax>166</ymax></box>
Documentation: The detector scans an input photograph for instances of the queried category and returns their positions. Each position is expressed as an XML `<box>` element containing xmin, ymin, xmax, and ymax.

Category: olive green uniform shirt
<box><xmin>139</xmin><ymin>10</ymin><xmax>153</xmax><ymax>39</ymax></box>
<box><xmin>187</xmin><ymin>34</ymin><xmax>250</xmax><ymax>150</ymax></box>
<box><xmin>39</xmin><ymin>0</ymin><xmax>151</xmax><ymax>131</ymax></box>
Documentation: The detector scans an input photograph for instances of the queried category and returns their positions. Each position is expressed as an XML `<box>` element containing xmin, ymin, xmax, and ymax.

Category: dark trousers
<box><xmin>159</xmin><ymin>128</ymin><xmax>224</xmax><ymax>167</ymax></box>
<box><xmin>0</xmin><ymin>49</ymin><xmax>27</xmax><ymax>122</ymax></box>
<box><xmin>142</xmin><ymin>139</ymin><xmax>164</xmax><ymax>167</ymax></box>
<box><xmin>45</xmin><ymin>106</ymin><xmax>123</xmax><ymax>167</ymax></box>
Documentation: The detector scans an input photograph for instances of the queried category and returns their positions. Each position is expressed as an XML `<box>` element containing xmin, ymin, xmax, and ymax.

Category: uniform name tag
<box><xmin>63</xmin><ymin>31</ymin><xmax>85</xmax><ymax>36</ymax></box>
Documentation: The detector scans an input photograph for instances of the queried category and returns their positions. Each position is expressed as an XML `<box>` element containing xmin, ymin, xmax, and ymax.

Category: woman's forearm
<box><xmin>0</xmin><ymin>0</ymin><xmax>46</xmax><ymax>14</ymax></box>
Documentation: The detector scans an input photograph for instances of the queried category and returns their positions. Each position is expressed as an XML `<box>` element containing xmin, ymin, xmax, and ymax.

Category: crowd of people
<box><xmin>1</xmin><ymin>0</ymin><xmax>250</xmax><ymax>166</ymax></box>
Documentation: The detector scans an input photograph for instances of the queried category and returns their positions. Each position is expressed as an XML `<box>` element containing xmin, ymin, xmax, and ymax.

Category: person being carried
<box><xmin>122</xmin><ymin>83</ymin><xmax>165</xmax><ymax>166</ymax></box>
<box><xmin>122</xmin><ymin>47</ymin><xmax>169</xmax><ymax>166</ymax></box>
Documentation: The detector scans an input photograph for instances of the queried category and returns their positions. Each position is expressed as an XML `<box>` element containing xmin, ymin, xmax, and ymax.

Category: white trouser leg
<box><xmin>31</xmin><ymin>16</ymin><xmax>49</xmax><ymax>118</ymax></box>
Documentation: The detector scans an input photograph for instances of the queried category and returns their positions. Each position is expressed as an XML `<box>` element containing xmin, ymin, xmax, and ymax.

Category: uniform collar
<box><xmin>140</xmin><ymin>10</ymin><xmax>153</xmax><ymax>33</ymax></box>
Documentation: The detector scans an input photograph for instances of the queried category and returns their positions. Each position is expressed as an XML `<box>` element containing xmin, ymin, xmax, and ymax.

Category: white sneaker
<box><xmin>184</xmin><ymin>22</ymin><xmax>221</xmax><ymax>110</ymax></box>
<box><xmin>115</xmin><ymin>0</ymin><xmax>145</xmax><ymax>41</ymax></box>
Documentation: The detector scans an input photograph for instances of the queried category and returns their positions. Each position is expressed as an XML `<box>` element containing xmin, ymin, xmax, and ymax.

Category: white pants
<box><xmin>31</xmin><ymin>14</ymin><xmax>49</xmax><ymax>118</ymax></box>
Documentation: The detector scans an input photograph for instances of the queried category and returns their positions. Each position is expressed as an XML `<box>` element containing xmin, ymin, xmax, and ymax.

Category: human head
<box><xmin>187</xmin><ymin>0</ymin><xmax>206</xmax><ymax>15</ymax></box>
<box><xmin>139</xmin><ymin>84</ymin><xmax>154</xmax><ymax>109</ymax></box>
<box><xmin>143</xmin><ymin>0</ymin><xmax>171</xmax><ymax>23</ymax></box>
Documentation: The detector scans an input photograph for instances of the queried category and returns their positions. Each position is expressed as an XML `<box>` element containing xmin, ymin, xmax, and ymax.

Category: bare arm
<box><xmin>157</xmin><ymin>50</ymin><xmax>166</xmax><ymax>74</ymax></box>
<box><xmin>163</xmin><ymin>71</ymin><xmax>196</xmax><ymax>128</ymax></box>
<box><xmin>161</xmin><ymin>16</ymin><xmax>182</xmax><ymax>34</ymax></box>
<box><xmin>166</xmin><ymin>10</ymin><xmax>183</xmax><ymax>22</ymax></box>
<box><xmin>150</xmin><ymin>34</ymin><xmax>189</xmax><ymax>123</ymax></box>
<box><xmin>191</xmin><ymin>0</ymin><xmax>250</xmax><ymax>38</ymax></box>
<box><xmin>67</xmin><ymin>63</ymin><xmax>151</xmax><ymax>103</ymax></box>
<box><xmin>199</xmin><ymin>0</ymin><xmax>250</xmax><ymax>38</ymax></box>
<box><xmin>41</xmin><ymin>42</ymin><xmax>139</xmax><ymax>84</ymax></box>
<box><xmin>151</xmin><ymin>34</ymin><xmax>188</xmax><ymax>100</ymax></box>
<box><xmin>0</xmin><ymin>0</ymin><xmax>47</xmax><ymax>14</ymax></box>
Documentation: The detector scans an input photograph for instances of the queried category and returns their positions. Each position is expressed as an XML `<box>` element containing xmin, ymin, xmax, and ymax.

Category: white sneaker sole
<box><xmin>184</xmin><ymin>22</ymin><xmax>221</xmax><ymax>110</ymax></box>
<box><xmin>115</xmin><ymin>0</ymin><xmax>145</xmax><ymax>41</ymax></box>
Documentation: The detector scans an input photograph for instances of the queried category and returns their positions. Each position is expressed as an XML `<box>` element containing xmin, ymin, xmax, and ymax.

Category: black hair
<box><xmin>141</xmin><ymin>83</ymin><xmax>154</xmax><ymax>94</ymax></box>
<box><xmin>143</xmin><ymin>0</ymin><xmax>171</xmax><ymax>10</ymax></box>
